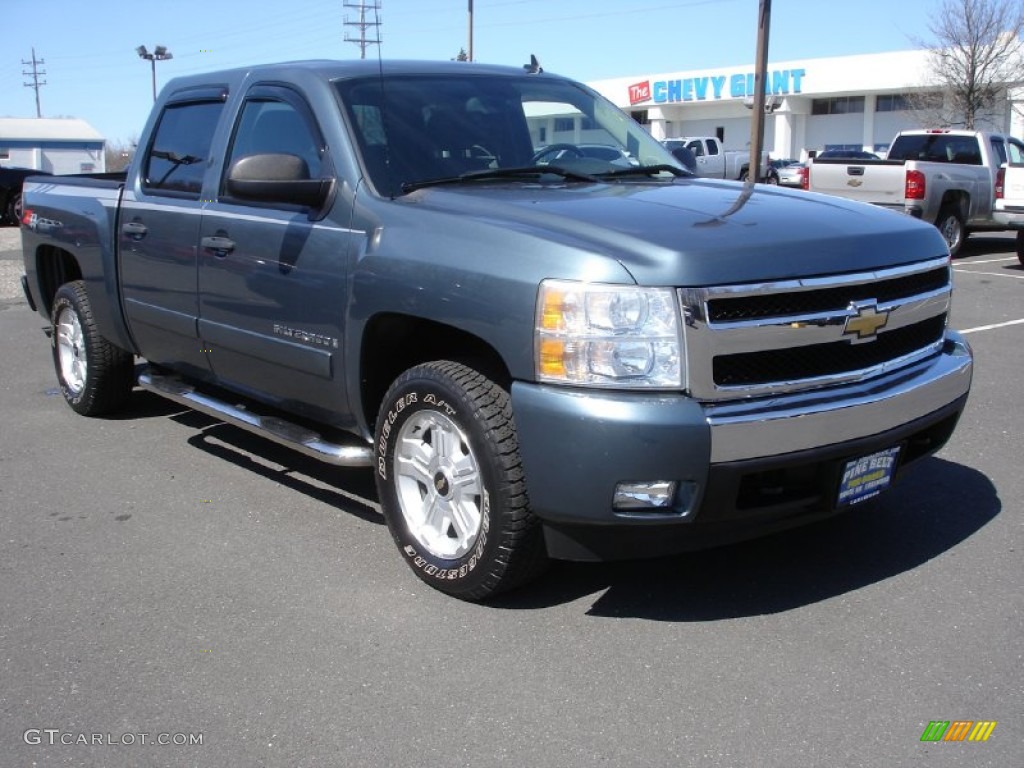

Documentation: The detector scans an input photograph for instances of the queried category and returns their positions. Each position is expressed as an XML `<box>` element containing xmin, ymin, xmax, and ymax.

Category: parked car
<box><xmin>663</xmin><ymin>137</ymin><xmax>771</xmax><ymax>182</ymax></box>
<box><xmin>815</xmin><ymin>149</ymin><xmax>880</xmax><ymax>160</ymax></box>
<box><xmin>535</xmin><ymin>143</ymin><xmax>638</xmax><ymax>167</ymax></box>
<box><xmin>806</xmin><ymin>128</ymin><xmax>1024</xmax><ymax>256</ymax></box>
<box><xmin>20</xmin><ymin>59</ymin><xmax>972</xmax><ymax>601</ymax></box>
<box><xmin>777</xmin><ymin>162</ymin><xmax>806</xmax><ymax>187</ymax></box>
<box><xmin>0</xmin><ymin>166</ymin><xmax>51</xmax><ymax>225</ymax></box>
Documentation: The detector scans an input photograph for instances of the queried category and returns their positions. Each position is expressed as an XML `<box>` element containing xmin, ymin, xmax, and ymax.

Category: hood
<box><xmin>400</xmin><ymin>178</ymin><xmax>948</xmax><ymax>286</ymax></box>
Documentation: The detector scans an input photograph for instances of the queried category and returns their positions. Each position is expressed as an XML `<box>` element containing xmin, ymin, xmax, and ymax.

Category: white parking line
<box><xmin>957</xmin><ymin>256</ymin><xmax>1018</xmax><ymax>265</ymax></box>
<box><xmin>959</xmin><ymin>318</ymin><xmax>1024</xmax><ymax>334</ymax></box>
<box><xmin>953</xmin><ymin>269</ymin><xmax>1024</xmax><ymax>280</ymax></box>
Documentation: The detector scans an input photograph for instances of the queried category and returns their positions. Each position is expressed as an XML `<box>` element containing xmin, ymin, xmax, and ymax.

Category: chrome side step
<box><xmin>138</xmin><ymin>371</ymin><xmax>374</xmax><ymax>467</ymax></box>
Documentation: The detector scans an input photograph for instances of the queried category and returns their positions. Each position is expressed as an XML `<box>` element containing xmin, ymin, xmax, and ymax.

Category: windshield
<box><xmin>335</xmin><ymin>73</ymin><xmax>683</xmax><ymax>196</ymax></box>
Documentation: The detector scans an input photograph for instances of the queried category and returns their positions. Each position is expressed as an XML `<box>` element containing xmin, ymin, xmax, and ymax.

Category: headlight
<box><xmin>535</xmin><ymin>280</ymin><xmax>683</xmax><ymax>388</ymax></box>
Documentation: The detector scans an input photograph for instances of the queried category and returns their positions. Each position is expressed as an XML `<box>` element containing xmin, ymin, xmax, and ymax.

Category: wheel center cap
<box><xmin>433</xmin><ymin>471</ymin><xmax>452</xmax><ymax>499</ymax></box>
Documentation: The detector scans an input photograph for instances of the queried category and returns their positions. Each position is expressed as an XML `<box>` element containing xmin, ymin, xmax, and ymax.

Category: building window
<box><xmin>876</xmin><ymin>94</ymin><xmax>911</xmax><ymax>112</ymax></box>
<box><xmin>877</xmin><ymin>92</ymin><xmax>942</xmax><ymax>112</ymax></box>
<box><xmin>811</xmin><ymin>96</ymin><xmax>865</xmax><ymax>115</ymax></box>
<box><xmin>553</xmin><ymin>117</ymin><xmax>574</xmax><ymax>132</ymax></box>
<box><xmin>630</xmin><ymin>110</ymin><xmax>648</xmax><ymax>125</ymax></box>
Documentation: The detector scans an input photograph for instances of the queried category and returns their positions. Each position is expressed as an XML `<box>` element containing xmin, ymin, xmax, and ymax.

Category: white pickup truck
<box><xmin>663</xmin><ymin>136</ymin><xmax>771</xmax><ymax>182</ymax></box>
<box><xmin>806</xmin><ymin>129</ymin><xmax>1024</xmax><ymax>256</ymax></box>
<box><xmin>992</xmin><ymin>140</ymin><xmax>1024</xmax><ymax>265</ymax></box>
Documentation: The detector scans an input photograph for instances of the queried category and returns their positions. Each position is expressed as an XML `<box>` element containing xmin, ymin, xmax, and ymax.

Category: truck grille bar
<box><xmin>680</xmin><ymin>257</ymin><xmax>953</xmax><ymax>401</ymax></box>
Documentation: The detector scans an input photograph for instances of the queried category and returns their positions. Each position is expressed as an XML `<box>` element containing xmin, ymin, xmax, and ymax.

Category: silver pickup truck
<box><xmin>663</xmin><ymin>136</ymin><xmax>771</xmax><ymax>182</ymax></box>
<box><xmin>807</xmin><ymin>129</ymin><xmax>1024</xmax><ymax>256</ymax></box>
<box><xmin>20</xmin><ymin>60</ymin><xmax>973</xmax><ymax>601</ymax></box>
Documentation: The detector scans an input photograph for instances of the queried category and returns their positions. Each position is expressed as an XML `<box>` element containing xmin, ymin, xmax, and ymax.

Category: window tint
<box><xmin>1007</xmin><ymin>139</ymin><xmax>1024</xmax><ymax>164</ymax></box>
<box><xmin>991</xmin><ymin>137</ymin><xmax>1008</xmax><ymax>165</ymax></box>
<box><xmin>888</xmin><ymin>134</ymin><xmax>982</xmax><ymax>164</ymax></box>
<box><xmin>143</xmin><ymin>100</ymin><xmax>224</xmax><ymax>196</ymax></box>
<box><xmin>226</xmin><ymin>99</ymin><xmax>323</xmax><ymax>181</ymax></box>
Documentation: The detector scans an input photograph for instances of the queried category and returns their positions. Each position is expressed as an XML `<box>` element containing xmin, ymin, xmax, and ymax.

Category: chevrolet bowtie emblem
<box><xmin>843</xmin><ymin>301</ymin><xmax>888</xmax><ymax>340</ymax></box>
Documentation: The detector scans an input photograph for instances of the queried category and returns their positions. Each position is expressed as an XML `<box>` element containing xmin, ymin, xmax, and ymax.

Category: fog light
<box><xmin>613</xmin><ymin>481</ymin><xmax>698</xmax><ymax>518</ymax></box>
<box><xmin>613</xmin><ymin>481</ymin><xmax>676</xmax><ymax>510</ymax></box>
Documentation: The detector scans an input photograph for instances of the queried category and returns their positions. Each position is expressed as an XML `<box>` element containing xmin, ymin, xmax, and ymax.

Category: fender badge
<box><xmin>843</xmin><ymin>301</ymin><xmax>888</xmax><ymax>340</ymax></box>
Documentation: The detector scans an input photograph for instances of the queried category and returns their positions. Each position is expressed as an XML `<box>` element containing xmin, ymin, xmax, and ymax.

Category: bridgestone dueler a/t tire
<box><xmin>374</xmin><ymin>361</ymin><xmax>546</xmax><ymax>601</ymax></box>
<box><xmin>51</xmin><ymin>281</ymin><xmax>135</xmax><ymax>416</ymax></box>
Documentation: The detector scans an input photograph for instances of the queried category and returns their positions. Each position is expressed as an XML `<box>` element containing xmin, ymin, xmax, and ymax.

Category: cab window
<box><xmin>142</xmin><ymin>100</ymin><xmax>224</xmax><ymax>197</ymax></box>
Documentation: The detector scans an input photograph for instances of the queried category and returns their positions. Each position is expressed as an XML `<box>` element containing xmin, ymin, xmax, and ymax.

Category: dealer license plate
<box><xmin>837</xmin><ymin>446</ymin><xmax>901</xmax><ymax>506</ymax></box>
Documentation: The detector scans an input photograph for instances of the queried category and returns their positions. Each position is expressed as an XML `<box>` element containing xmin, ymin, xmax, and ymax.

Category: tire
<box><xmin>1017</xmin><ymin>230</ymin><xmax>1024</xmax><ymax>267</ymax></box>
<box><xmin>374</xmin><ymin>361</ymin><xmax>546</xmax><ymax>600</ymax></box>
<box><xmin>935</xmin><ymin>205</ymin><xmax>965</xmax><ymax>257</ymax></box>
<box><xmin>10</xmin><ymin>192</ymin><xmax>22</xmax><ymax>224</ymax></box>
<box><xmin>765</xmin><ymin>170</ymin><xmax>780</xmax><ymax>185</ymax></box>
<box><xmin>51</xmin><ymin>281</ymin><xmax>135</xmax><ymax>416</ymax></box>
<box><xmin>739</xmin><ymin>169</ymin><xmax>749</xmax><ymax>182</ymax></box>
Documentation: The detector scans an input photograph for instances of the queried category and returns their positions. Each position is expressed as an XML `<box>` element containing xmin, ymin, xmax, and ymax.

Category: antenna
<box><xmin>344</xmin><ymin>1</ymin><xmax>383</xmax><ymax>60</ymax></box>
<box><xmin>22</xmin><ymin>47</ymin><xmax>47</xmax><ymax>118</ymax></box>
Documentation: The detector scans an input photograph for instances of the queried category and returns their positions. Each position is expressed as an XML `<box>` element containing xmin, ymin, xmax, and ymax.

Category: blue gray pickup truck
<box><xmin>20</xmin><ymin>60</ymin><xmax>973</xmax><ymax>600</ymax></box>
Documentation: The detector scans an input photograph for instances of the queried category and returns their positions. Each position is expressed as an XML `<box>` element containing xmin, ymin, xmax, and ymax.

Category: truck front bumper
<box><xmin>512</xmin><ymin>332</ymin><xmax>973</xmax><ymax>561</ymax></box>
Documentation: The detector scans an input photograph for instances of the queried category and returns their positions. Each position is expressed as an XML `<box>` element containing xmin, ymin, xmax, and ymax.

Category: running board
<box><xmin>138</xmin><ymin>371</ymin><xmax>374</xmax><ymax>467</ymax></box>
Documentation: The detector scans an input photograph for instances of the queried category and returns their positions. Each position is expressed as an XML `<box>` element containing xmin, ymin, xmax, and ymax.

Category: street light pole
<box><xmin>136</xmin><ymin>45</ymin><xmax>173</xmax><ymax>102</ymax></box>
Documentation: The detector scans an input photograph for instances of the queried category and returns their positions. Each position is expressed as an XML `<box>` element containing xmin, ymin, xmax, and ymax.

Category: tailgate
<box><xmin>1000</xmin><ymin>164</ymin><xmax>1024</xmax><ymax>210</ymax></box>
<box><xmin>808</xmin><ymin>159</ymin><xmax>906</xmax><ymax>205</ymax></box>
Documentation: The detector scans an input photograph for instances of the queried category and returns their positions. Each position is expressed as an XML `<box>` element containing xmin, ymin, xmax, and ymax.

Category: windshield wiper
<box><xmin>401</xmin><ymin>165</ymin><xmax>601</xmax><ymax>193</ymax></box>
<box><xmin>595</xmin><ymin>164</ymin><xmax>691</xmax><ymax>179</ymax></box>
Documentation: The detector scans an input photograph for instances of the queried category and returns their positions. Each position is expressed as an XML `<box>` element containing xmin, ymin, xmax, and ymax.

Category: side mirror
<box><xmin>226</xmin><ymin>153</ymin><xmax>332</xmax><ymax>208</ymax></box>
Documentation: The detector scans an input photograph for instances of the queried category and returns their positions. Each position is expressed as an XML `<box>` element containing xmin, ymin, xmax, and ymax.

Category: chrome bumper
<box><xmin>705</xmin><ymin>332</ymin><xmax>972</xmax><ymax>463</ymax></box>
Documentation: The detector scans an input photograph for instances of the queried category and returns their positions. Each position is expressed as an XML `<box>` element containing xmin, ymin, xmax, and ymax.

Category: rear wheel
<box><xmin>374</xmin><ymin>361</ymin><xmax>546</xmax><ymax>600</ymax></box>
<box><xmin>1017</xmin><ymin>230</ymin><xmax>1024</xmax><ymax>267</ymax></box>
<box><xmin>4</xmin><ymin>192</ymin><xmax>19</xmax><ymax>225</ymax></box>
<box><xmin>935</xmin><ymin>205</ymin><xmax>965</xmax><ymax>257</ymax></box>
<box><xmin>51</xmin><ymin>281</ymin><xmax>135</xmax><ymax>416</ymax></box>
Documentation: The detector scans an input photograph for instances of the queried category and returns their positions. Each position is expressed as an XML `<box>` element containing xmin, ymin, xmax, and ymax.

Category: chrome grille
<box><xmin>680</xmin><ymin>257</ymin><xmax>952</xmax><ymax>401</ymax></box>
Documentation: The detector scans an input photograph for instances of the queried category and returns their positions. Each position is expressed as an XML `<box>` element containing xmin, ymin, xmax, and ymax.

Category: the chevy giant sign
<box><xmin>628</xmin><ymin>68</ymin><xmax>806</xmax><ymax>106</ymax></box>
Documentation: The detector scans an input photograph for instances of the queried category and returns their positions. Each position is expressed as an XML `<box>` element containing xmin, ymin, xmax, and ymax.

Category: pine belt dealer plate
<box><xmin>837</xmin><ymin>446</ymin><xmax>901</xmax><ymax>506</ymax></box>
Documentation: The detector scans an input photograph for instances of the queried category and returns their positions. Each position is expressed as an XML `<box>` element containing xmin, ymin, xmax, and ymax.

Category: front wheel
<box><xmin>51</xmin><ymin>281</ymin><xmax>135</xmax><ymax>416</ymax></box>
<box><xmin>374</xmin><ymin>361</ymin><xmax>546</xmax><ymax>600</ymax></box>
<box><xmin>1016</xmin><ymin>230</ymin><xmax>1024</xmax><ymax>267</ymax></box>
<box><xmin>935</xmin><ymin>205</ymin><xmax>965</xmax><ymax>257</ymax></box>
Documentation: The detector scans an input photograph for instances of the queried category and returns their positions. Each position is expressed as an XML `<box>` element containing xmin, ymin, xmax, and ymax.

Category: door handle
<box><xmin>122</xmin><ymin>221</ymin><xmax>147</xmax><ymax>238</ymax></box>
<box><xmin>201</xmin><ymin>236</ymin><xmax>236</xmax><ymax>255</ymax></box>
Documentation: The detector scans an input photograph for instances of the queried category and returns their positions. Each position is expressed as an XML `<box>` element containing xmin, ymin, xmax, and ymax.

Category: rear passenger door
<box><xmin>197</xmin><ymin>84</ymin><xmax>357</xmax><ymax>422</ymax></box>
<box><xmin>120</xmin><ymin>88</ymin><xmax>227</xmax><ymax>377</ymax></box>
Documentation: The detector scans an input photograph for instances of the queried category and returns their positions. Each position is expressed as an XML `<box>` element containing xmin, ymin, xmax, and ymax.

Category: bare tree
<box><xmin>916</xmin><ymin>0</ymin><xmax>1024</xmax><ymax>128</ymax></box>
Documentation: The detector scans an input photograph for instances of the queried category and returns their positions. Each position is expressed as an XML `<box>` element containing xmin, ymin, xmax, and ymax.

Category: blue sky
<box><xmin>2</xmin><ymin>0</ymin><xmax>941</xmax><ymax>144</ymax></box>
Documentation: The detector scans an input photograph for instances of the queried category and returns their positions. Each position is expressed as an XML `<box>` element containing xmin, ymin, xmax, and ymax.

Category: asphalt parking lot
<box><xmin>0</xmin><ymin>225</ymin><xmax>1021</xmax><ymax>767</ymax></box>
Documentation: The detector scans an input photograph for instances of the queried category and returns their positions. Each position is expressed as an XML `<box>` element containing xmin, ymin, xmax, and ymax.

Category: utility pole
<box><xmin>344</xmin><ymin>1</ymin><xmax>382</xmax><ymax>60</ymax></box>
<box><xmin>468</xmin><ymin>0</ymin><xmax>474</xmax><ymax>62</ymax></box>
<box><xmin>22</xmin><ymin>48</ymin><xmax>47</xmax><ymax>118</ymax></box>
<box><xmin>747</xmin><ymin>0</ymin><xmax>771</xmax><ymax>183</ymax></box>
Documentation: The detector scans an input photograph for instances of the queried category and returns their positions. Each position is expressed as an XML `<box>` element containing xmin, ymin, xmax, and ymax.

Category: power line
<box><xmin>22</xmin><ymin>48</ymin><xmax>47</xmax><ymax>118</ymax></box>
<box><xmin>344</xmin><ymin>1</ymin><xmax>382</xmax><ymax>60</ymax></box>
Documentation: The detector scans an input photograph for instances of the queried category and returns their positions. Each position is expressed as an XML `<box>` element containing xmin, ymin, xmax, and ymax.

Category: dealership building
<box><xmin>587</xmin><ymin>48</ymin><xmax>1024</xmax><ymax>162</ymax></box>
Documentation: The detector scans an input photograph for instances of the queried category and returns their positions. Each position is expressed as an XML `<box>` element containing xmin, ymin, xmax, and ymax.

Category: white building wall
<box><xmin>591</xmin><ymin>48</ymin><xmax>1024</xmax><ymax>160</ymax></box>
